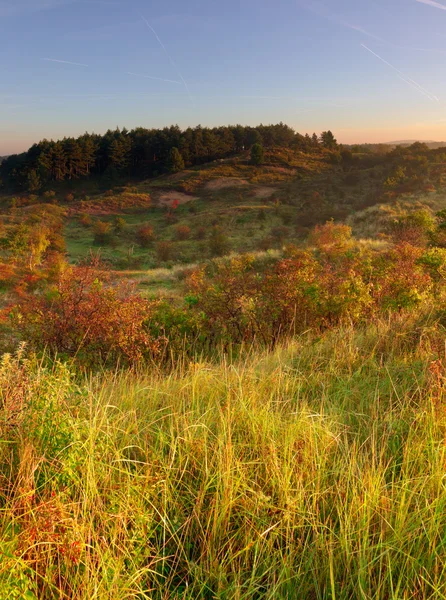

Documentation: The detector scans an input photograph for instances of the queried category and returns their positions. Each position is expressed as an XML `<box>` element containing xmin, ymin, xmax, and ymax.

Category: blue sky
<box><xmin>1</xmin><ymin>0</ymin><xmax>446</xmax><ymax>153</ymax></box>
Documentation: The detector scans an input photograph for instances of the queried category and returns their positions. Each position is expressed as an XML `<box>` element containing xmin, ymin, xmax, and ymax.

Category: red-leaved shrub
<box><xmin>13</xmin><ymin>258</ymin><xmax>163</xmax><ymax>364</ymax></box>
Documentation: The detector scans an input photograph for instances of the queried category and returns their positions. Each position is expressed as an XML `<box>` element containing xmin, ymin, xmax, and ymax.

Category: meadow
<box><xmin>1</xmin><ymin>133</ymin><xmax>446</xmax><ymax>598</ymax></box>
<box><xmin>1</xmin><ymin>311</ymin><xmax>445</xmax><ymax>599</ymax></box>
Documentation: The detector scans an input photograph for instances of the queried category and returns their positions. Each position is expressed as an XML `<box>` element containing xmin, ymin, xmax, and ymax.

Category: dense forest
<box><xmin>0</xmin><ymin>124</ymin><xmax>338</xmax><ymax>191</ymax></box>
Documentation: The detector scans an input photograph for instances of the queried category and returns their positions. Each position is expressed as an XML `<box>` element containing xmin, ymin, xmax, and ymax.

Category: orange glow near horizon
<box><xmin>2</xmin><ymin>123</ymin><xmax>446</xmax><ymax>156</ymax></box>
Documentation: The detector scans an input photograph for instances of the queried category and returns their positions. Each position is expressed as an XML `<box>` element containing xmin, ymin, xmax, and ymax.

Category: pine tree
<box><xmin>27</xmin><ymin>169</ymin><xmax>41</xmax><ymax>192</ymax></box>
<box><xmin>245</xmin><ymin>128</ymin><xmax>262</xmax><ymax>148</ymax></box>
<box><xmin>320</xmin><ymin>131</ymin><xmax>338</xmax><ymax>150</ymax></box>
<box><xmin>109</xmin><ymin>135</ymin><xmax>132</xmax><ymax>172</ymax></box>
<box><xmin>167</xmin><ymin>147</ymin><xmax>185</xmax><ymax>173</ymax></box>
<box><xmin>53</xmin><ymin>141</ymin><xmax>67</xmax><ymax>181</ymax></box>
<box><xmin>251</xmin><ymin>143</ymin><xmax>264</xmax><ymax>165</ymax></box>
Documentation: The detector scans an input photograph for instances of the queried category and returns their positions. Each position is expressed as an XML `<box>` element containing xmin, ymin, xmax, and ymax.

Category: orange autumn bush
<box><xmin>372</xmin><ymin>242</ymin><xmax>433</xmax><ymax>310</ymax></box>
<box><xmin>187</xmin><ymin>249</ymin><xmax>371</xmax><ymax>344</ymax></box>
<box><xmin>13</xmin><ymin>258</ymin><xmax>163</xmax><ymax>365</ymax></box>
<box><xmin>187</xmin><ymin>224</ymin><xmax>441</xmax><ymax>346</ymax></box>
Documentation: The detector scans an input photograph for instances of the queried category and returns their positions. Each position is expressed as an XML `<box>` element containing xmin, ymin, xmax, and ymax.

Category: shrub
<box><xmin>418</xmin><ymin>247</ymin><xmax>446</xmax><ymax>283</ymax></box>
<box><xmin>136</xmin><ymin>224</ymin><xmax>155</xmax><ymax>248</ymax></box>
<box><xmin>43</xmin><ymin>190</ymin><xmax>56</xmax><ymax>202</ymax></box>
<box><xmin>341</xmin><ymin>149</ymin><xmax>353</xmax><ymax>163</ymax></box>
<box><xmin>13</xmin><ymin>258</ymin><xmax>162</xmax><ymax>365</ymax></box>
<box><xmin>251</xmin><ymin>143</ymin><xmax>264</xmax><ymax>165</ymax></box>
<box><xmin>175</xmin><ymin>225</ymin><xmax>191</xmax><ymax>241</ymax></box>
<box><xmin>93</xmin><ymin>220</ymin><xmax>113</xmax><ymax>245</ymax></box>
<box><xmin>385</xmin><ymin>166</ymin><xmax>407</xmax><ymax>188</ymax></box>
<box><xmin>390</xmin><ymin>210</ymin><xmax>434</xmax><ymax>247</ymax></box>
<box><xmin>208</xmin><ymin>226</ymin><xmax>230</xmax><ymax>257</ymax></box>
<box><xmin>48</xmin><ymin>232</ymin><xmax>66</xmax><ymax>255</ymax></box>
<box><xmin>373</xmin><ymin>243</ymin><xmax>432</xmax><ymax>311</ymax></box>
<box><xmin>188</xmin><ymin>230</ymin><xmax>443</xmax><ymax>346</ymax></box>
<box><xmin>65</xmin><ymin>193</ymin><xmax>75</xmax><ymax>203</ymax></box>
<box><xmin>328</xmin><ymin>151</ymin><xmax>342</xmax><ymax>164</ymax></box>
<box><xmin>156</xmin><ymin>241</ymin><xmax>174</xmax><ymax>262</ymax></box>
<box><xmin>114</xmin><ymin>216</ymin><xmax>127</xmax><ymax>234</ymax></box>
<box><xmin>309</xmin><ymin>221</ymin><xmax>353</xmax><ymax>255</ymax></box>
<box><xmin>79</xmin><ymin>214</ymin><xmax>92</xmax><ymax>228</ymax></box>
<box><xmin>195</xmin><ymin>226</ymin><xmax>207</xmax><ymax>240</ymax></box>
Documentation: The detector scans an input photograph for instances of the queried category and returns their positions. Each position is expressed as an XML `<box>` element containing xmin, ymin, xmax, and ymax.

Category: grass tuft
<box><xmin>1</xmin><ymin>317</ymin><xmax>445</xmax><ymax>598</ymax></box>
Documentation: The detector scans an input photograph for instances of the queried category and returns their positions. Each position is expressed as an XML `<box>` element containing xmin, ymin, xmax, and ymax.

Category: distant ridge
<box><xmin>384</xmin><ymin>140</ymin><xmax>446</xmax><ymax>148</ymax></box>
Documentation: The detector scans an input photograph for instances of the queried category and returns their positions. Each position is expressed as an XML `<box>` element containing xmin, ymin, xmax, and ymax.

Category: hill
<box><xmin>1</xmin><ymin>125</ymin><xmax>446</xmax><ymax>598</ymax></box>
<box><xmin>386</xmin><ymin>140</ymin><xmax>446</xmax><ymax>149</ymax></box>
<box><xmin>1</xmin><ymin>131</ymin><xmax>445</xmax><ymax>288</ymax></box>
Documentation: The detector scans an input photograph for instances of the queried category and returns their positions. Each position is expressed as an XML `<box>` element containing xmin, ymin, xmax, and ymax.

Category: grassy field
<box><xmin>1</xmin><ymin>309</ymin><xmax>445</xmax><ymax>599</ymax></box>
<box><xmin>2</xmin><ymin>145</ymin><xmax>446</xmax><ymax>598</ymax></box>
<box><xmin>2</xmin><ymin>146</ymin><xmax>445</xmax><ymax>299</ymax></box>
<box><xmin>59</xmin><ymin>151</ymin><xmax>383</xmax><ymax>271</ymax></box>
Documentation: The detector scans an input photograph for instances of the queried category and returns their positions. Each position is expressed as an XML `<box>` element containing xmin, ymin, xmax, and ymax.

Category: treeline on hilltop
<box><xmin>0</xmin><ymin>124</ymin><xmax>339</xmax><ymax>192</ymax></box>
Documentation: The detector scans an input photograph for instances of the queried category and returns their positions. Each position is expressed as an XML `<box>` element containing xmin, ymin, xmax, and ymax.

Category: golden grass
<box><xmin>1</xmin><ymin>312</ymin><xmax>445</xmax><ymax>598</ymax></box>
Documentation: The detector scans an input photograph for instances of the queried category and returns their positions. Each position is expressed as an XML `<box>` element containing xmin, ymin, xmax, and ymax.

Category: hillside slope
<box><xmin>2</xmin><ymin>141</ymin><xmax>446</xmax><ymax>292</ymax></box>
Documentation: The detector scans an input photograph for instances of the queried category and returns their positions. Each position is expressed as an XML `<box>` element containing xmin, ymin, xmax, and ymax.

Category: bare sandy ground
<box><xmin>265</xmin><ymin>166</ymin><xmax>296</xmax><ymax>174</ymax></box>
<box><xmin>253</xmin><ymin>187</ymin><xmax>278</xmax><ymax>199</ymax></box>
<box><xmin>205</xmin><ymin>177</ymin><xmax>249</xmax><ymax>191</ymax></box>
<box><xmin>157</xmin><ymin>191</ymin><xmax>198</xmax><ymax>206</ymax></box>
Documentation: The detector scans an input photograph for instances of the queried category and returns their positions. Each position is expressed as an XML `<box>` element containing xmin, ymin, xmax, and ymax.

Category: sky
<box><xmin>1</xmin><ymin>0</ymin><xmax>446</xmax><ymax>154</ymax></box>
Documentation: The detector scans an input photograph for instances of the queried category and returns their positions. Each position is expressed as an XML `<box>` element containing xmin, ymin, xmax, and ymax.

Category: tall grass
<box><xmin>0</xmin><ymin>314</ymin><xmax>445</xmax><ymax>599</ymax></box>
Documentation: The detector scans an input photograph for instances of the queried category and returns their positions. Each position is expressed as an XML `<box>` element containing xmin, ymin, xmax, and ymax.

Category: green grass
<box><xmin>59</xmin><ymin>147</ymin><xmax>387</xmax><ymax>271</ymax></box>
<box><xmin>64</xmin><ymin>193</ymin><xmax>294</xmax><ymax>271</ymax></box>
<box><xmin>20</xmin><ymin>145</ymin><xmax>437</xmax><ymax>276</ymax></box>
<box><xmin>1</xmin><ymin>312</ymin><xmax>445</xmax><ymax>599</ymax></box>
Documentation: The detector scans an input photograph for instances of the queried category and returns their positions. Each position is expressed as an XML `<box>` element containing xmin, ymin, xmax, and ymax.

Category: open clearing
<box><xmin>205</xmin><ymin>177</ymin><xmax>250</xmax><ymax>191</ymax></box>
<box><xmin>157</xmin><ymin>191</ymin><xmax>198</xmax><ymax>206</ymax></box>
<box><xmin>253</xmin><ymin>186</ymin><xmax>278</xmax><ymax>198</ymax></box>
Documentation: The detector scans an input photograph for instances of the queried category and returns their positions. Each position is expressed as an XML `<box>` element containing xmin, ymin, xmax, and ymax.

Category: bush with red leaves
<box><xmin>13</xmin><ymin>258</ymin><xmax>163</xmax><ymax>365</ymax></box>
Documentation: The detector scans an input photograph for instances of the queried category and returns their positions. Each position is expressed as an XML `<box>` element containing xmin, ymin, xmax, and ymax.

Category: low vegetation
<box><xmin>1</xmin><ymin>313</ymin><xmax>446</xmax><ymax>598</ymax></box>
<box><xmin>1</xmin><ymin>124</ymin><xmax>446</xmax><ymax>598</ymax></box>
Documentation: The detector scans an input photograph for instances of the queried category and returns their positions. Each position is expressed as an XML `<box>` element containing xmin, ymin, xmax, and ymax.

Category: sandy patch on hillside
<box><xmin>165</xmin><ymin>171</ymin><xmax>193</xmax><ymax>182</ymax></box>
<box><xmin>254</xmin><ymin>187</ymin><xmax>278</xmax><ymax>199</ymax></box>
<box><xmin>265</xmin><ymin>166</ymin><xmax>296</xmax><ymax>174</ymax></box>
<box><xmin>157</xmin><ymin>191</ymin><xmax>198</xmax><ymax>206</ymax></box>
<box><xmin>205</xmin><ymin>177</ymin><xmax>249</xmax><ymax>191</ymax></box>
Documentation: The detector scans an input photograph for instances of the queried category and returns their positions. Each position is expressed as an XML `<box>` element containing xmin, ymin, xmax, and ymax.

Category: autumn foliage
<box><xmin>186</xmin><ymin>223</ymin><xmax>442</xmax><ymax>345</ymax></box>
<box><xmin>4</xmin><ymin>212</ymin><xmax>446</xmax><ymax>363</ymax></box>
<box><xmin>136</xmin><ymin>223</ymin><xmax>156</xmax><ymax>247</ymax></box>
<box><xmin>13</xmin><ymin>258</ymin><xmax>162</xmax><ymax>364</ymax></box>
